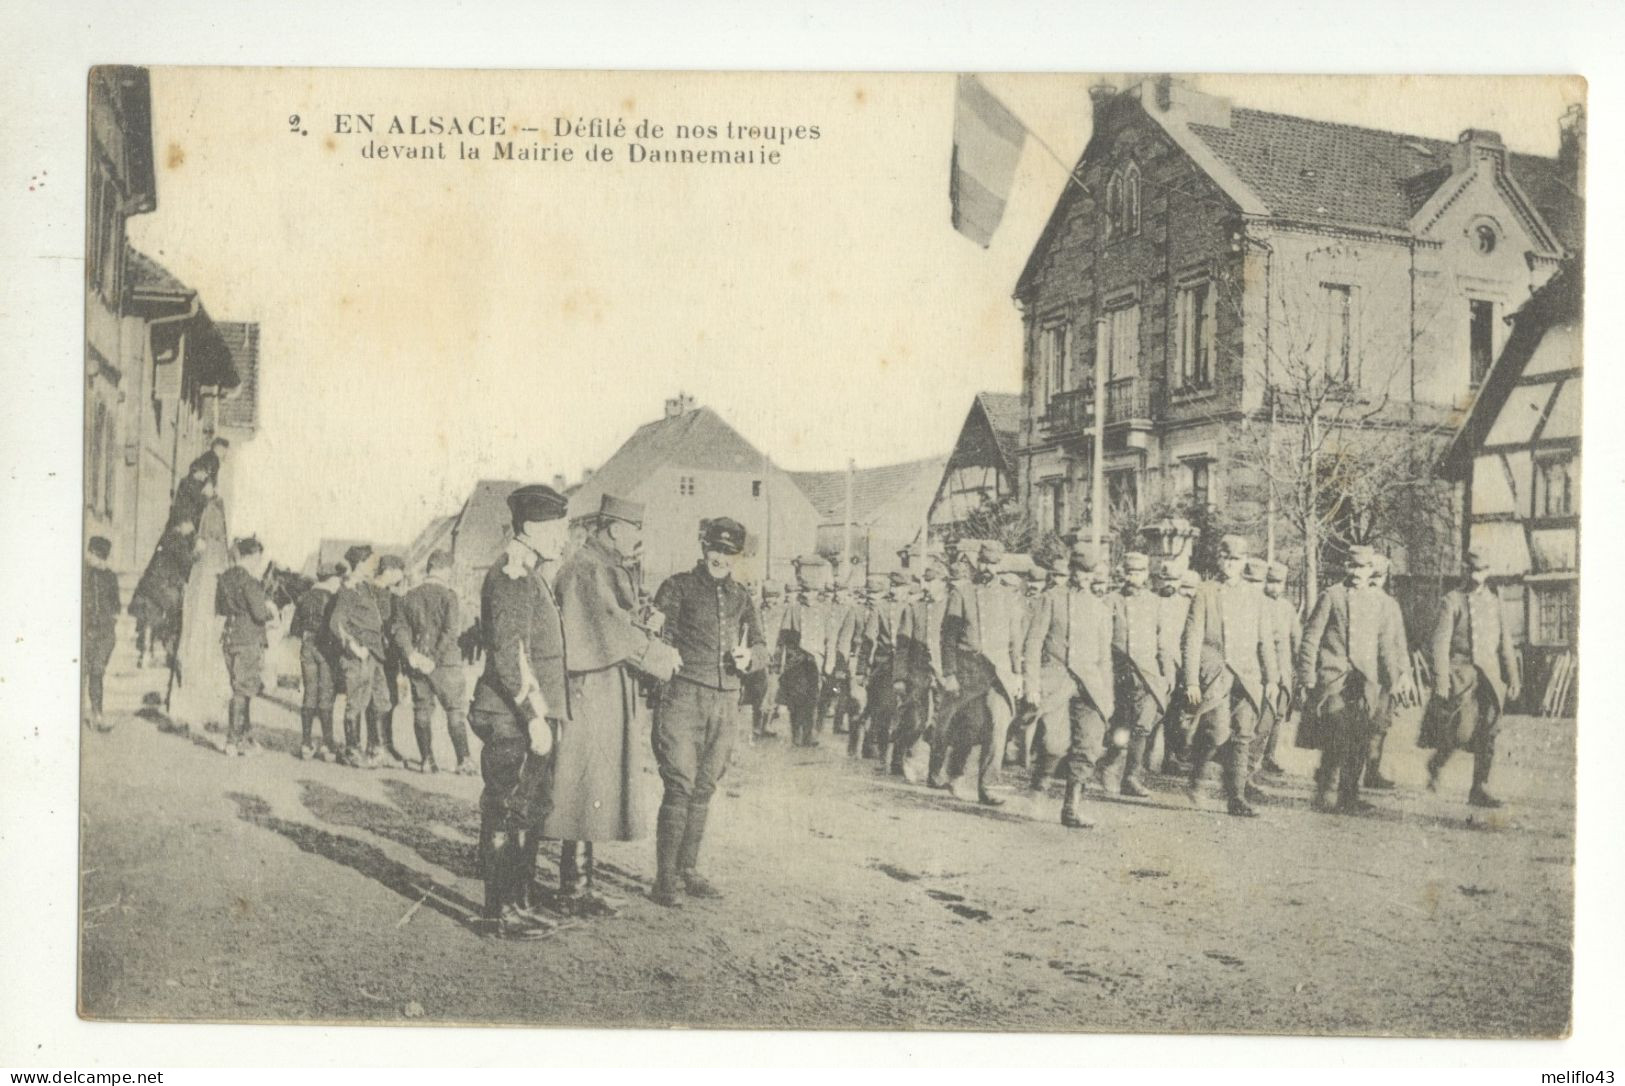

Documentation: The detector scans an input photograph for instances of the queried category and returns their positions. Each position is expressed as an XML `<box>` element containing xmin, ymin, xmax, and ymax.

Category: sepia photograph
<box><xmin>72</xmin><ymin>64</ymin><xmax>1584</xmax><ymax>1039</ymax></box>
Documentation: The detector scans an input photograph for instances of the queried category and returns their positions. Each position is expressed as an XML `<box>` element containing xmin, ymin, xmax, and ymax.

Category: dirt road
<box><xmin>78</xmin><ymin>644</ymin><xmax>1574</xmax><ymax>1036</ymax></box>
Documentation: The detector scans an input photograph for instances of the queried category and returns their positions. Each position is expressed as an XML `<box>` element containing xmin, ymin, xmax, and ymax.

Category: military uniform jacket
<box><xmin>1022</xmin><ymin>586</ymin><xmax>1113</xmax><ymax>719</ymax></box>
<box><xmin>215</xmin><ymin>565</ymin><xmax>275</xmax><ymax>649</ymax></box>
<box><xmin>290</xmin><ymin>585</ymin><xmax>339</xmax><ymax>653</ymax></box>
<box><xmin>392</xmin><ymin>581</ymin><xmax>463</xmax><ymax>668</ymax></box>
<box><xmin>944</xmin><ymin>577</ymin><xmax>1024</xmax><ymax>704</ymax></box>
<box><xmin>862</xmin><ymin>599</ymin><xmax>907</xmax><ymax>672</ymax></box>
<box><xmin>1300</xmin><ymin>583</ymin><xmax>1405</xmax><ymax>709</ymax></box>
<box><xmin>899</xmin><ymin>596</ymin><xmax>946</xmax><ymax>680</ymax></box>
<box><xmin>1157</xmin><ymin>593</ymin><xmax>1190</xmax><ymax>693</ymax></box>
<box><xmin>1111</xmin><ymin>587</ymin><xmax>1174</xmax><ymax>710</ymax></box>
<box><xmin>1182</xmin><ymin>577</ymin><xmax>1276</xmax><ymax>710</ymax></box>
<box><xmin>653</xmin><ymin>563</ymin><xmax>766</xmax><ymax>692</ymax></box>
<box><xmin>1269</xmin><ymin>595</ymin><xmax>1303</xmax><ymax>695</ymax></box>
<box><xmin>472</xmin><ymin>555</ymin><xmax>568</xmax><ymax>730</ymax></box>
<box><xmin>1429</xmin><ymin>586</ymin><xmax>1520</xmax><ymax>709</ymax></box>
<box><xmin>777</xmin><ymin>597</ymin><xmax>844</xmax><ymax>670</ymax></box>
<box><xmin>328</xmin><ymin>582</ymin><xmax>386</xmax><ymax>659</ymax></box>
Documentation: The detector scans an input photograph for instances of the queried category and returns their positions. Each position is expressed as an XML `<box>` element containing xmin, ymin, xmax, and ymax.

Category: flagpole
<box><xmin>970</xmin><ymin>75</ymin><xmax>1093</xmax><ymax>200</ymax></box>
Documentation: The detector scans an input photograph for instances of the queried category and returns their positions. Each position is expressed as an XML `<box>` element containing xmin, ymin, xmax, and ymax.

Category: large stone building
<box><xmin>1010</xmin><ymin>77</ymin><xmax>1582</xmax><ymax>579</ymax></box>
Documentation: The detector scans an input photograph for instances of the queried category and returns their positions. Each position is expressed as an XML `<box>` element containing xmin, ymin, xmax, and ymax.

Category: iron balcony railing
<box><xmin>1042</xmin><ymin>377</ymin><xmax>1162</xmax><ymax>438</ymax></box>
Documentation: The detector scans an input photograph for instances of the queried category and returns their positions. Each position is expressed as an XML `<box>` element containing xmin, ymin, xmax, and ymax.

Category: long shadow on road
<box><xmin>298</xmin><ymin>779</ymin><xmax>481</xmax><ymax>880</ymax></box>
<box><xmin>226</xmin><ymin>791</ymin><xmax>485</xmax><ymax>932</ymax></box>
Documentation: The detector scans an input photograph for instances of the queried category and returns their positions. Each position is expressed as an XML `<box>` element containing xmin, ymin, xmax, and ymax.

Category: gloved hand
<box><xmin>1186</xmin><ymin>685</ymin><xmax>1202</xmax><ymax>707</ymax></box>
<box><xmin>643</xmin><ymin>641</ymin><xmax>682</xmax><ymax>683</ymax></box>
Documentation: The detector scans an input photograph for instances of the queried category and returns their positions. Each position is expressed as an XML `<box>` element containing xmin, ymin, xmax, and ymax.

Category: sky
<box><xmin>126</xmin><ymin>70</ymin><xmax>1581</xmax><ymax>561</ymax></box>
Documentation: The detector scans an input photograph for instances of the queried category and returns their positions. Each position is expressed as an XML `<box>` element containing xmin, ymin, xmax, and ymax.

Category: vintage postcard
<box><xmin>78</xmin><ymin>67</ymin><xmax>1583</xmax><ymax>1036</ymax></box>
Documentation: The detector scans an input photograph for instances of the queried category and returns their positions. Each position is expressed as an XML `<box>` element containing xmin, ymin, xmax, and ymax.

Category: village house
<box><xmin>1011</xmin><ymin>77</ymin><xmax>1583</xmax><ymax>579</ymax></box>
<box><xmin>790</xmin><ymin>456</ymin><xmax>947</xmax><ymax>582</ymax></box>
<box><xmin>567</xmin><ymin>396</ymin><xmax>821</xmax><ymax>589</ymax></box>
<box><xmin>1438</xmin><ymin>264</ymin><xmax>1581</xmax><ymax>714</ymax></box>
<box><xmin>929</xmin><ymin>392</ymin><xmax>1023</xmax><ymax>537</ymax></box>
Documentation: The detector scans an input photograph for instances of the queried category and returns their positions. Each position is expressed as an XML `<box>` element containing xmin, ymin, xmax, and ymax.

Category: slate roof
<box><xmin>126</xmin><ymin>246</ymin><xmax>191</xmax><ymax>298</ymax></box>
<box><xmin>975</xmin><ymin>392</ymin><xmax>1024</xmax><ymax>471</ymax></box>
<box><xmin>567</xmin><ymin>406</ymin><xmax>777</xmax><ymax>520</ymax></box>
<box><xmin>1187</xmin><ymin>108</ymin><xmax>1581</xmax><ymax>245</ymax></box>
<box><xmin>216</xmin><ymin>322</ymin><xmax>260</xmax><ymax>432</ymax></box>
<box><xmin>790</xmin><ymin>456</ymin><xmax>949</xmax><ymax>525</ymax></box>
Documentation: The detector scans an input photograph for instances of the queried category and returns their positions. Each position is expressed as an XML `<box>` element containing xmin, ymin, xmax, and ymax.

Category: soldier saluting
<box><xmin>643</xmin><ymin>516</ymin><xmax>764</xmax><ymax>905</ymax></box>
<box><xmin>1421</xmin><ymin>546</ymin><xmax>1521</xmax><ymax>809</ymax></box>
<box><xmin>468</xmin><ymin>484</ymin><xmax>570</xmax><ymax>939</ymax></box>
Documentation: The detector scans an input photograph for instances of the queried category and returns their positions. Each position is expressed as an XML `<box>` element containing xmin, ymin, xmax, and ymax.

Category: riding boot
<box><xmin>1222</xmin><ymin>741</ymin><xmax>1257</xmax><ymax>817</ymax></box>
<box><xmin>677</xmin><ymin>805</ymin><xmax>710</xmax><ymax>881</ymax></box>
<box><xmin>653</xmin><ymin>803</ymin><xmax>688</xmax><ymax>902</ymax></box>
<box><xmin>1468</xmin><ymin>742</ymin><xmax>1501</xmax><ymax>807</ymax></box>
<box><xmin>559</xmin><ymin>840</ymin><xmax>581</xmax><ymax>896</ymax></box>
<box><xmin>226</xmin><ymin>700</ymin><xmax>243</xmax><ymax>748</ymax></box>
<box><xmin>1184</xmin><ymin>730</ymin><xmax>1215</xmax><ymax>803</ymax></box>
<box><xmin>876</xmin><ymin>741</ymin><xmax>893</xmax><ymax>774</ymax></box>
<box><xmin>300</xmin><ymin>709</ymin><xmax>316</xmax><ymax>747</ymax></box>
<box><xmin>1059</xmin><ymin>779</ymin><xmax>1088</xmax><ymax>829</ymax></box>
<box><xmin>481</xmin><ymin>829</ymin><xmax>509</xmax><ymax>919</ymax></box>
<box><xmin>516</xmin><ymin>830</ymin><xmax>543</xmax><ymax>912</ymax></box>
<box><xmin>319</xmin><ymin>710</ymin><xmax>337</xmax><ymax>751</ymax></box>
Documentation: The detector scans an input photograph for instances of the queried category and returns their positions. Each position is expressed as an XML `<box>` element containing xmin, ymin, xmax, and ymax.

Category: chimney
<box><xmin>663</xmin><ymin>392</ymin><xmax>695</xmax><ymax>418</ymax></box>
<box><xmin>581</xmin><ymin>466</ymin><xmax>595</xmax><ymax>482</ymax></box>
<box><xmin>552</xmin><ymin>473</ymin><xmax>567</xmax><ymax>493</ymax></box>
<box><xmin>1559</xmin><ymin>103</ymin><xmax>1585</xmax><ymax>199</ymax></box>
<box><xmin>1451</xmin><ymin>128</ymin><xmax>1505</xmax><ymax>176</ymax></box>
<box><xmin>1155</xmin><ymin>74</ymin><xmax>1174</xmax><ymax>112</ymax></box>
<box><xmin>1092</xmin><ymin>81</ymin><xmax>1118</xmax><ymax>128</ymax></box>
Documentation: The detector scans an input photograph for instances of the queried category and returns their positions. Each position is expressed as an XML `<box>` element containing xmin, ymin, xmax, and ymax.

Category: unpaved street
<box><xmin>79</xmin><ymin>642</ymin><xmax>1574</xmax><ymax>1036</ymax></box>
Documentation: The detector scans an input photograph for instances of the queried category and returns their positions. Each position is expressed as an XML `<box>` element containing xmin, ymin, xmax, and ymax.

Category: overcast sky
<box><xmin>127</xmin><ymin>70</ymin><xmax>1579</xmax><ymax>560</ymax></box>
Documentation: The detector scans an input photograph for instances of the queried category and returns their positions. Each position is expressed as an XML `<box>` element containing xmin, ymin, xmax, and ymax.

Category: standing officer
<box><xmin>1299</xmin><ymin>546</ymin><xmax>1406</xmax><ymax>813</ymax></box>
<box><xmin>393</xmin><ymin>549</ymin><xmax>476</xmax><ymax>775</ymax></box>
<box><xmin>1181</xmin><ymin>536</ymin><xmax>1276</xmax><ymax>817</ymax></box>
<box><xmin>1023</xmin><ymin>542</ymin><xmax>1113</xmax><ymax>827</ymax></box>
<box><xmin>1094</xmin><ymin>552</ymin><xmax>1174</xmax><ymax>798</ymax></box>
<box><xmin>1363</xmin><ymin>553</ymin><xmax>1411</xmax><ymax>790</ymax></box>
<box><xmin>369</xmin><ymin>555</ymin><xmax>410</xmax><ymax>767</ymax></box>
<box><xmin>1421</xmin><ymin>546</ymin><xmax>1521</xmax><ymax>808</ymax></box>
<box><xmin>469</xmin><ymin>484</ymin><xmax>570</xmax><ymax>938</ymax></box>
<box><xmin>547</xmin><ymin>495</ymin><xmax>680</xmax><ymax>908</ymax></box>
<box><xmin>646</xmin><ymin>516</ymin><xmax>763</xmax><ymax>905</ymax></box>
<box><xmin>83</xmin><ymin>536</ymin><xmax>121</xmax><ymax>731</ymax></box>
<box><xmin>290</xmin><ymin>562</ymin><xmax>344</xmax><ymax>760</ymax></box>
<box><xmin>936</xmin><ymin>540</ymin><xmax>1026</xmax><ymax>806</ymax></box>
<box><xmin>215</xmin><ymin>537</ymin><xmax>276</xmax><ymax>758</ymax></box>
<box><xmin>1254</xmin><ymin>560</ymin><xmax>1301</xmax><ymax>778</ymax></box>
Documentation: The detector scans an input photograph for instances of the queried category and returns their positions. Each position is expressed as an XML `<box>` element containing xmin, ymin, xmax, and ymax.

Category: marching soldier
<box><xmin>1299</xmin><ymin>546</ymin><xmax>1408</xmax><ymax>813</ymax></box>
<box><xmin>936</xmin><ymin>540</ymin><xmax>1026</xmax><ymax>806</ymax></box>
<box><xmin>1363</xmin><ymin>553</ymin><xmax>1410</xmax><ymax>790</ymax></box>
<box><xmin>1181</xmin><ymin>536</ymin><xmax>1276</xmax><ymax>817</ymax></box>
<box><xmin>777</xmin><ymin>555</ymin><xmax>836</xmax><ymax>748</ymax></box>
<box><xmin>846</xmin><ymin>575</ymin><xmax>885</xmax><ymax>758</ymax></box>
<box><xmin>393</xmin><ymin>549</ymin><xmax>476</xmax><ymax>775</ymax></box>
<box><xmin>469</xmin><ymin>484</ymin><xmax>570</xmax><ymax>938</ymax></box>
<box><xmin>1094</xmin><ymin>552</ymin><xmax>1175</xmax><ymax>798</ymax></box>
<box><xmin>1421</xmin><ymin>546</ymin><xmax>1521</xmax><ymax>809</ymax></box>
<box><xmin>290</xmin><ymin>562</ymin><xmax>344</xmax><ymax>760</ymax></box>
<box><xmin>1023</xmin><ymin>542</ymin><xmax>1114</xmax><ymax>827</ymax></box>
<box><xmin>857</xmin><ymin>572</ymin><xmax>908</xmax><ymax>766</ymax></box>
<box><xmin>83</xmin><ymin>536</ymin><xmax>120</xmax><ymax>731</ymax></box>
<box><xmin>215</xmin><ymin>537</ymin><xmax>276</xmax><ymax>757</ymax></box>
<box><xmin>546</xmin><ymin>495</ymin><xmax>681</xmax><ymax>908</ymax></box>
<box><xmin>648</xmin><ymin>516</ymin><xmax>764</xmax><ymax>905</ymax></box>
<box><xmin>1254</xmin><ymin>560</ymin><xmax>1301</xmax><ymax>779</ymax></box>
<box><xmin>894</xmin><ymin>557</ymin><xmax>947</xmax><ymax>780</ymax></box>
<box><xmin>1151</xmin><ymin>565</ymin><xmax>1197</xmax><ymax>774</ymax></box>
<box><xmin>821</xmin><ymin>578</ymin><xmax>861</xmax><ymax>737</ymax></box>
<box><xmin>745</xmin><ymin>581</ymin><xmax>784</xmax><ymax>740</ymax></box>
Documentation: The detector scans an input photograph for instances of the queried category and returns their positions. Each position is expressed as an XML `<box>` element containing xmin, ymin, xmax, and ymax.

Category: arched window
<box><xmin>1122</xmin><ymin>162</ymin><xmax>1141</xmax><ymax>236</ymax></box>
<box><xmin>1105</xmin><ymin>171</ymin><xmax>1123</xmax><ymax>238</ymax></box>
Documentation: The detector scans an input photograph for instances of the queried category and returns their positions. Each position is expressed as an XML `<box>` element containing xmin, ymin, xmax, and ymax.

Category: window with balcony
<box><xmin>1103</xmin><ymin>304</ymin><xmax>1140</xmax><ymax>381</ymax></box>
<box><xmin>1321</xmin><ymin>283</ymin><xmax>1356</xmax><ymax>384</ymax></box>
<box><xmin>1470</xmin><ymin>298</ymin><xmax>1496</xmax><ymax>388</ymax></box>
<box><xmin>1175</xmin><ymin>280</ymin><xmax>1215</xmax><ymax>391</ymax></box>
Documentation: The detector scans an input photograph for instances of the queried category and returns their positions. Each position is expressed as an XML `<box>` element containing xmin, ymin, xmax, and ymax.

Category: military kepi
<box><xmin>700</xmin><ymin>516</ymin><xmax>747</xmax><ymax>555</ymax></box>
<box><xmin>507</xmin><ymin>483</ymin><xmax>568</xmax><ymax>523</ymax></box>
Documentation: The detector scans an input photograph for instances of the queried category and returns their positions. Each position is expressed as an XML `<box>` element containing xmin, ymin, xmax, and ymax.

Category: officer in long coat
<box><xmin>894</xmin><ymin>558</ymin><xmax>947</xmax><ymax>780</ymax></box>
<box><xmin>1421</xmin><ymin>545</ymin><xmax>1521</xmax><ymax>808</ymax></box>
<box><xmin>1253</xmin><ymin>560</ymin><xmax>1301</xmax><ymax>779</ymax></box>
<box><xmin>1299</xmin><ymin>546</ymin><xmax>1408</xmax><ymax>813</ymax></box>
<box><xmin>857</xmin><ymin>572</ymin><xmax>908</xmax><ymax>766</ymax></box>
<box><xmin>1181</xmin><ymin>535</ymin><xmax>1276</xmax><ymax>817</ymax></box>
<box><xmin>468</xmin><ymin>484</ymin><xmax>571</xmax><ymax>938</ymax></box>
<box><xmin>545</xmin><ymin>494</ymin><xmax>680</xmax><ymax>907</ymax></box>
<box><xmin>1094</xmin><ymin>552</ymin><xmax>1175</xmax><ymax>798</ymax></box>
<box><xmin>1362</xmin><ymin>553</ymin><xmax>1411</xmax><ymax>790</ymax></box>
<box><xmin>1023</xmin><ymin>542</ymin><xmax>1114</xmax><ymax>827</ymax></box>
<box><xmin>936</xmin><ymin>540</ymin><xmax>1026</xmax><ymax>805</ymax></box>
<box><xmin>648</xmin><ymin>516</ymin><xmax>764</xmax><ymax>905</ymax></box>
<box><xmin>1150</xmin><ymin>564</ymin><xmax>1197</xmax><ymax>773</ymax></box>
